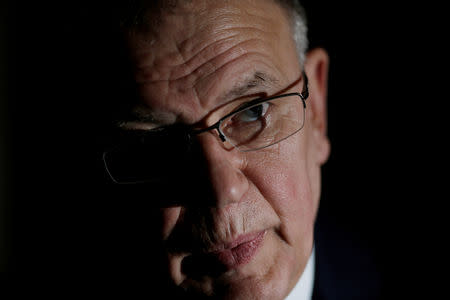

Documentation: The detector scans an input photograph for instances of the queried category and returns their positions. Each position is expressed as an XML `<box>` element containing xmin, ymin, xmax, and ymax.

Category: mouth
<box><xmin>210</xmin><ymin>230</ymin><xmax>266</xmax><ymax>269</ymax></box>
<box><xmin>181</xmin><ymin>230</ymin><xmax>266</xmax><ymax>277</ymax></box>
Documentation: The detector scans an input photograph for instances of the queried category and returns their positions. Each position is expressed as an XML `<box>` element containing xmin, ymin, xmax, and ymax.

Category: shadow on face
<box><xmin>98</xmin><ymin>0</ymin><xmax>329</xmax><ymax>299</ymax></box>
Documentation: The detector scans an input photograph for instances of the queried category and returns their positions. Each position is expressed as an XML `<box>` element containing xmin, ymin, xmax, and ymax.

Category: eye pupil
<box><xmin>237</xmin><ymin>103</ymin><xmax>268</xmax><ymax>122</ymax></box>
<box><xmin>248</xmin><ymin>105</ymin><xmax>263</xmax><ymax>118</ymax></box>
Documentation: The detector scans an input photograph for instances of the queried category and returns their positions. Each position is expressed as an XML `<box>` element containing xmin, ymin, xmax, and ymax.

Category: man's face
<box><xmin>123</xmin><ymin>0</ymin><xmax>329</xmax><ymax>299</ymax></box>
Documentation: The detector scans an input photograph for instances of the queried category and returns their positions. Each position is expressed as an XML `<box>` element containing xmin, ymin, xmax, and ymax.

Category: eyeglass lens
<box><xmin>104</xmin><ymin>94</ymin><xmax>305</xmax><ymax>183</ymax></box>
<box><xmin>220</xmin><ymin>94</ymin><xmax>305</xmax><ymax>151</ymax></box>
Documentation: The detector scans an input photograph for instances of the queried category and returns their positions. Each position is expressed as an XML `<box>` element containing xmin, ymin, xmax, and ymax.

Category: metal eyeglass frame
<box><xmin>189</xmin><ymin>70</ymin><xmax>309</xmax><ymax>151</ymax></box>
<box><xmin>103</xmin><ymin>71</ymin><xmax>309</xmax><ymax>183</ymax></box>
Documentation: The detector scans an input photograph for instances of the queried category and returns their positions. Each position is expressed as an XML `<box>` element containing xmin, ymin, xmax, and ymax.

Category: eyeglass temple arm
<box><xmin>301</xmin><ymin>70</ymin><xmax>309</xmax><ymax>101</ymax></box>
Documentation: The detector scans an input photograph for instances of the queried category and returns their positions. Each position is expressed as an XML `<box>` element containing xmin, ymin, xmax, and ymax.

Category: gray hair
<box><xmin>275</xmin><ymin>0</ymin><xmax>309</xmax><ymax>67</ymax></box>
<box><xmin>291</xmin><ymin>6</ymin><xmax>309</xmax><ymax>67</ymax></box>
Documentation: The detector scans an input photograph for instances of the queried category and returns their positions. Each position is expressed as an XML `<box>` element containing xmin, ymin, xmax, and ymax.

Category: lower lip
<box><xmin>212</xmin><ymin>231</ymin><xmax>266</xmax><ymax>269</ymax></box>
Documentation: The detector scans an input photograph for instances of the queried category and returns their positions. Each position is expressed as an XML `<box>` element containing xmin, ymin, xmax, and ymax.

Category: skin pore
<box><xmin>122</xmin><ymin>0</ymin><xmax>330</xmax><ymax>299</ymax></box>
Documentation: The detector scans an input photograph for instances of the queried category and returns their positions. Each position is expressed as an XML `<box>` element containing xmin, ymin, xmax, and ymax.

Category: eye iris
<box><xmin>239</xmin><ymin>103</ymin><xmax>268</xmax><ymax>122</ymax></box>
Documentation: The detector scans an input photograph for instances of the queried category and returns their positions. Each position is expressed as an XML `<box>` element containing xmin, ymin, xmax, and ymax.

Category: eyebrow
<box><xmin>117</xmin><ymin>107</ymin><xmax>176</xmax><ymax>130</ymax></box>
<box><xmin>118</xmin><ymin>71</ymin><xmax>280</xmax><ymax>129</ymax></box>
<box><xmin>221</xmin><ymin>71</ymin><xmax>280</xmax><ymax>102</ymax></box>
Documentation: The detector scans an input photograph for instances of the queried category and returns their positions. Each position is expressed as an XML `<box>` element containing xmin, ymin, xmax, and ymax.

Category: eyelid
<box><xmin>234</xmin><ymin>101</ymin><xmax>270</xmax><ymax>119</ymax></box>
<box><xmin>201</xmin><ymin>93</ymin><xmax>264</xmax><ymax>126</ymax></box>
<box><xmin>228</xmin><ymin>95</ymin><xmax>271</xmax><ymax>116</ymax></box>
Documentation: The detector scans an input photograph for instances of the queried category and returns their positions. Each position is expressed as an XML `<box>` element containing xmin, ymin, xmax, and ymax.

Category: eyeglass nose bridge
<box><xmin>190</xmin><ymin>120</ymin><xmax>227</xmax><ymax>143</ymax></box>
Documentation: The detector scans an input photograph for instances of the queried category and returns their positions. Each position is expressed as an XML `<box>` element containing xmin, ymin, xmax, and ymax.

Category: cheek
<box><xmin>246</xmin><ymin>139</ymin><xmax>316</xmax><ymax>242</ymax></box>
<box><xmin>277</xmin><ymin>162</ymin><xmax>315</xmax><ymax>239</ymax></box>
<box><xmin>284</xmin><ymin>146</ymin><xmax>318</xmax><ymax>239</ymax></box>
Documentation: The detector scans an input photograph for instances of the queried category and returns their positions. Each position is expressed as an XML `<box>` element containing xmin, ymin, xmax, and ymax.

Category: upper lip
<box><xmin>197</xmin><ymin>231</ymin><xmax>266</xmax><ymax>254</ymax></box>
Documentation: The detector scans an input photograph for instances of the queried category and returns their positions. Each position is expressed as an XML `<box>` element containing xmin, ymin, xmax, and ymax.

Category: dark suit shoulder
<box><xmin>312</xmin><ymin>216</ymin><xmax>383</xmax><ymax>300</ymax></box>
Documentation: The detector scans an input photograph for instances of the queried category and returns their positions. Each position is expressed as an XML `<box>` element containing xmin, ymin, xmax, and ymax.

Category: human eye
<box><xmin>233</xmin><ymin>102</ymin><xmax>270</xmax><ymax>123</ymax></box>
<box><xmin>220</xmin><ymin>100</ymin><xmax>274</xmax><ymax>142</ymax></box>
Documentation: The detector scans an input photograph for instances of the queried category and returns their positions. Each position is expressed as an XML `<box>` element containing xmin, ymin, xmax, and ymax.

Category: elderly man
<box><xmin>102</xmin><ymin>0</ymin><xmax>377</xmax><ymax>299</ymax></box>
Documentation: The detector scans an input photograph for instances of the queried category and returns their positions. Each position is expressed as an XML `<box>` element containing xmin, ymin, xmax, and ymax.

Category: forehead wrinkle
<box><xmin>191</xmin><ymin>52</ymin><xmax>283</xmax><ymax>118</ymax></box>
<box><xmin>132</xmin><ymin>1</ymin><xmax>283</xmax><ymax>83</ymax></box>
<box><xmin>134</xmin><ymin>46</ymin><xmax>279</xmax><ymax>126</ymax></box>
<box><xmin>174</xmin><ymin>19</ymin><xmax>280</xmax><ymax>76</ymax></box>
<box><xmin>135</xmin><ymin>24</ymin><xmax>276</xmax><ymax>85</ymax></box>
<box><xmin>135</xmin><ymin>79</ymin><xmax>201</xmax><ymax>124</ymax></box>
<box><xmin>170</xmin><ymin>29</ymin><xmax>261</xmax><ymax>81</ymax></box>
<box><xmin>136</xmin><ymin>35</ymin><xmax>276</xmax><ymax>107</ymax></box>
<box><xmin>128</xmin><ymin>0</ymin><xmax>292</xmax><ymax>124</ymax></box>
<box><xmin>190</xmin><ymin>39</ymin><xmax>280</xmax><ymax>93</ymax></box>
<box><xmin>188</xmin><ymin>38</ymin><xmax>264</xmax><ymax>86</ymax></box>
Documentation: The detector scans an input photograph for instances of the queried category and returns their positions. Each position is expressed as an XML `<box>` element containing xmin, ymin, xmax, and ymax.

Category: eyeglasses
<box><xmin>103</xmin><ymin>71</ymin><xmax>309</xmax><ymax>184</ymax></box>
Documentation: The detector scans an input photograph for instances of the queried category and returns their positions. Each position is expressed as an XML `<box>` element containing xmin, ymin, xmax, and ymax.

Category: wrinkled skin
<box><xmin>122</xmin><ymin>0</ymin><xmax>330</xmax><ymax>299</ymax></box>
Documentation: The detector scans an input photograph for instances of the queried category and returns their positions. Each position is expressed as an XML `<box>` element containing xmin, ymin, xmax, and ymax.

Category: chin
<box><xmin>172</xmin><ymin>230</ymin><xmax>298</xmax><ymax>300</ymax></box>
<box><xmin>179</xmin><ymin>273</ymin><xmax>291</xmax><ymax>300</ymax></box>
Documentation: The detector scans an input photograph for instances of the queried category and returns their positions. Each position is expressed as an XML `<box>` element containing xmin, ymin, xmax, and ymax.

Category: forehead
<box><xmin>124</xmin><ymin>0</ymin><xmax>299</xmax><ymax>126</ymax></box>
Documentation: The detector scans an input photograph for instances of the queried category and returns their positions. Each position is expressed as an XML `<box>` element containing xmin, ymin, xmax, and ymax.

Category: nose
<box><xmin>193</xmin><ymin>133</ymin><xmax>249</xmax><ymax>207</ymax></box>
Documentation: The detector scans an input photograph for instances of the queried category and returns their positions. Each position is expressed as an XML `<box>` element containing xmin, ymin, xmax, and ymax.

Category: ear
<box><xmin>305</xmin><ymin>48</ymin><xmax>330</xmax><ymax>165</ymax></box>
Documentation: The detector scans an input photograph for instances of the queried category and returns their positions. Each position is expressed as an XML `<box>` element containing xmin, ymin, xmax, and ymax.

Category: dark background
<box><xmin>1</xmin><ymin>0</ymin><xmax>439</xmax><ymax>297</ymax></box>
